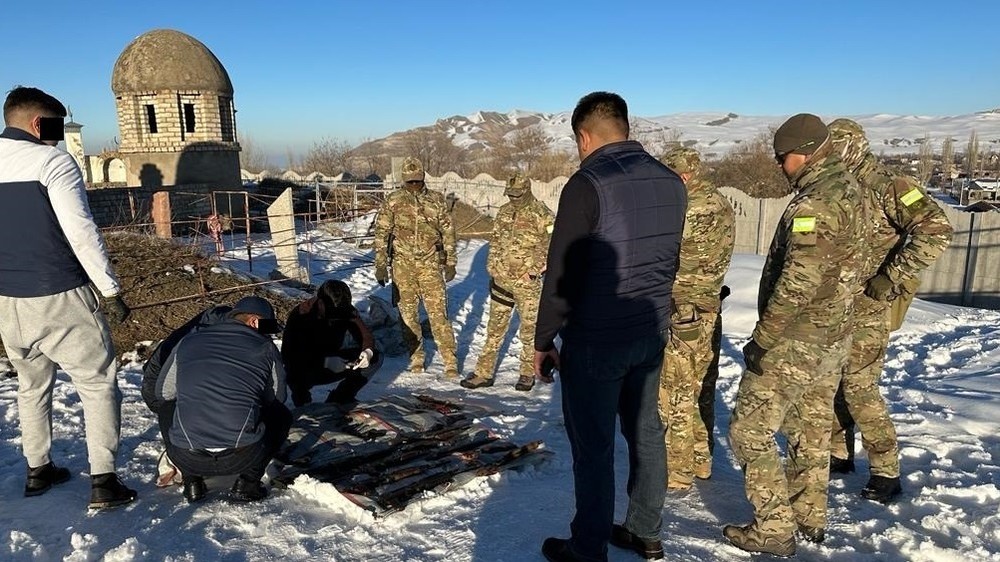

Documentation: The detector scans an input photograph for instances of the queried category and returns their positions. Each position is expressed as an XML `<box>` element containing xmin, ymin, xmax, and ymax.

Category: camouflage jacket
<box><xmin>753</xmin><ymin>145</ymin><xmax>866</xmax><ymax>349</ymax></box>
<box><xmin>854</xmin><ymin>154</ymin><xmax>953</xmax><ymax>307</ymax></box>
<box><xmin>374</xmin><ymin>186</ymin><xmax>456</xmax><ymax>268</ymax></box>
<box><xmin>487</xmin><ymin>194</ymin><xmax>554</xmax><ymax>286</ymax></box>
<box><xmin>672</xmin><ymin>178</ymin><xmax>735</xmax><ymax>312</ymax></box>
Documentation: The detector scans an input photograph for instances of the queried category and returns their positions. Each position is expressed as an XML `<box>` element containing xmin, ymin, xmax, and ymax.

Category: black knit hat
<box><xmin>774</xmin><ymin>113</ymin><xmax>829</xmax><ymax>156</ymax></box>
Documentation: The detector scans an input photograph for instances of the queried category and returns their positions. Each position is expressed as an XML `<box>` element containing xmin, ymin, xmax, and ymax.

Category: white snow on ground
<box><xmin>2</xmin><ymin>231</ymin><xmax>1000</xmax><ymax>561</ymax></box>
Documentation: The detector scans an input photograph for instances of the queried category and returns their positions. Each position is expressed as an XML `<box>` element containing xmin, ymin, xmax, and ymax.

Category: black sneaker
<box><xmin>182</xmin><ymin>476</ymin><xmax>207</xmax><ymax>503</ymax></box>
<box><xmin>830</xmin><ymin>457</ymin><xmax>855</xmax><ymax>474</ymax></box>
<box><xmin>89</xmin><ymin>473</ymin><xmax>137</xmax><ymax>509</ymax></box>
<box><xmin>796</xmin><ymin>523</ymin><xmax>825</xmax><ymax>544</ymax></box>
<box><xmin>24</xmin><ymin>462</ymin><xmax>71</xmax><ymax>497</ymax></box>
<box><xmin>610</xmin><ymin>523</ymin><xmax>664</xmax><ymax>559</ymax></box>
<box><xmin>460</xmin><ymin>375</ymin><xmax>494</xmax><ymax>389</ymax></box>
<box><xmin>230</xmin><ymin>475</ymin><xmax>268</xmax><ymax>502</ymax></box>
<box><xmin>861</xmin><ymin>475</ymin><xmax>902</xmax><ymax>503</ymax></box>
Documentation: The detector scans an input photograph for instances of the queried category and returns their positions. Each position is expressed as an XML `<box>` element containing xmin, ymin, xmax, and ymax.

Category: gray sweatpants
<box><xmin>0</xmin><ymin>285</ymin><xmax>121</xmax><ymax>474</ymax></box>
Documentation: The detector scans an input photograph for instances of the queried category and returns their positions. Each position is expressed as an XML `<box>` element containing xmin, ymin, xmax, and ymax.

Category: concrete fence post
<box><xmin>152</xmin><ymin>191</ymin><xmax>172</xmax><ymax>238</ymax></box>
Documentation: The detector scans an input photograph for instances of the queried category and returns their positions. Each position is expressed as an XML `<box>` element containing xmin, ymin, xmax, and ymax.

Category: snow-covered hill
<box><xmin>2</xmin><ymin>233</ymin><xmax>1000</xmax><ymax>561</ymax></box>
<box><xmin>363</xmin><ymin>108</ymin><xmax>1000</xmax><ymax>159</ymax></box>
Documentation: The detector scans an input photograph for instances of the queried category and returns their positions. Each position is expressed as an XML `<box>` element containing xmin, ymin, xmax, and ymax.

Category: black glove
<box><xmin>742</xmin><ymin>339</ymin><xmax>767</xmax><ymax>374</ymax></box>
<box><xmin>102</xmin><ymin>294</ymin><xmax>131</xmax><ymax>324</ymax></box>
<box><xmin>443</xmin><ymin>264</ymin><xmax>456</xmax><ymax>282</ymax></box>
<box><xmin>864</xmin><ymin>274</ymin><xmax>896</xmax><ymax>302</ymax></box>
<box><xmin>374</xmin><ymin>265</ymin><xmax>388</xmax><ymax>287</ymax></box>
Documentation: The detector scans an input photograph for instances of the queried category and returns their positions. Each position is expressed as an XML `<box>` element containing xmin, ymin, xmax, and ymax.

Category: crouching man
<box><xmin>155</xmin><ymin>296</ymin><xmax>292</xmax><ymax>503</ymax></box>
<box><xmin>282</xmin><ymin>280</ymin><xmax>382</xmax><ymax>407</ymax></box>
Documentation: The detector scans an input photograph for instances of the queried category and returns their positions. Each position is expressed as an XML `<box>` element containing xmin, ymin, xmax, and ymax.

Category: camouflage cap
<box><xmin>401</xmin><ymin>157</ymin><xmax>425</xmax><ymax>182</ymax></box>
<box><xmin>661</xmin><ymin>146</ymin><xmax>701</xmax><ymax>174</ymax></box>
<box><xmin>774</xmin><ymin>113</ymin><xmax>829</xmax><ymax>156</ymax></box>
<box><xmin>828</xmin><ymin>118</ymin><xmax>871</xmax><ymax>170</ymax></box>
<box><xmin>506</xmin><ymin>173</ymin><xmax>531</xmax><ymax>192</ymax></box>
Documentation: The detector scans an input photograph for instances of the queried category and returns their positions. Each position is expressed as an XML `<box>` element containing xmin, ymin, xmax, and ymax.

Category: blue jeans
<box><xmin>560</xmin><ymin>332</ymin><xmax>667</xmax><ymax>561</ymax></box>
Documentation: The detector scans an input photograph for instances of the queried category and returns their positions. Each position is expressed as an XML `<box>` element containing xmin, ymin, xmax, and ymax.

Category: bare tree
<box><xmin>351</xmin><ymin>137</ymin><xmax>391</xmax><ymax>178</ymax></box>
<box><xmin>917</xmin><ymin>135</ymin><xmax>934</xmax><ymax>185</ymax></box>
<box><xmin>966</xmin><ymin>130</ymin><xmax>979</xmax><ymax>177</ymax></box>
<box><xmin>706</xmin><ymin>129</ymin><xmax>790</xmax><ymax>198</ymax></box>
<box><xmin>238</xmin><ymin>131</ymin><xmax>270</xmax><ymax>173</ymax></box>
<box><xmin>301</xmin><ymin>138</ymin><xmax>353</xmax><ymax>175</ymax></box>
<box><xmin>400</xmin><ymin>128</ymin><xmax>466</xmax><ymax>176</ymax></box>
<box><xmin>941</xmin><ymin>136</ymin><xmax>954</xmax><ymax>179</ymax></box>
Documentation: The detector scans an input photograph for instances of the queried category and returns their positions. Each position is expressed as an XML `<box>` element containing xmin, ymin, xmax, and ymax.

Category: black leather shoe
<box><xmin>24</xmin><ymin>462</ymin><xmax>71</xmax><ymax>497</ymax></box>
<box><xmin>541</xmin><ymin>537</ymin><xmax>594</xmax><ymax>562</ymax></box>
<box><xmin>829</xmin><ymin>457</ymin><xmax>855</xmax><ymax>475</ymax></box>
<box><xmin>182</xmin><ymin>476</ymin><xmax>207</xmax><ymax>503</ymax></box>
<box><xmin>89</xmin><ymin>473</ymin><xmax>137</xmax><ymax>509</ymax></box>
<box><xmin>610</xmin><ymin>524</ymin><xmax>664</xmax><ymax>559</ymax></box>
<box><xmin>861</xmin><ymin>475</ymin><xmax>902</xmax><ymax>503</ymax></box>
<box><xmin>230</xmin><ymin>475</ymin><xmax>268</xmax><ymax>502</ymax></box>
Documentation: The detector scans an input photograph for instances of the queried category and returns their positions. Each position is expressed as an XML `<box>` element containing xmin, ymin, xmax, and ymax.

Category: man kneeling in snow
<box><xmin>281</xmin><ymin>280</ymin><xmax>382</xmax><ymax>407</ymax></box>
<box><xmin>155</xmin><ymin>296</ymin><xmax>292</xmax><ymax>503</ymax></box>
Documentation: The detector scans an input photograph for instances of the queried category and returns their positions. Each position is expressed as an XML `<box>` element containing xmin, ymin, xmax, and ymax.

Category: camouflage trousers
<box><xmin>393</xmin><ymin>259</ymin><xmax>458</xmax><ymax>372</ymax></box>
<box><xmin>729</xmin><ymin>337</ymin><xmax>848</xmax><ymax>536</ymax></box>
<box><xmin>831</xmin><ymin>300</ymin><xmax>900</xmax><ymax>477</ymax></box>
<box><xmin>474</xmin><ymin>278</ymin><xmax>541</xmax><ymax>380</ymax></box>
<box><xmin>658</xmin><ymin>309</ymin><xmax>719</xmax><ymax>487</ymax></box>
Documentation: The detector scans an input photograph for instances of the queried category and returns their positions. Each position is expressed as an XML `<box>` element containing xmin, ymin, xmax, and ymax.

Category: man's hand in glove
<box><xmin>443</xmin><ymin>264</ymin><xmax>456</xmax><ymax>282</ymax></box>
<box><xmin>351</xmin><ymin>348</ymin><xmax>374</xmax><ymax>370</ymax></box>
<box><xmin>742</xmin><ymin>339</ymin><xmax>767</xmax><ymax>375</ymax></box>
<box><xmin>102</xmin><ymin>294</ymin><xmax>131</xmax><ymax>324</ymax></box>
<box><xmin>375</xmin><ymin>265</ymin><xmax>389</xmax><ymax>287</ymax></box>
<box><xmin>864</xmin><ymin>274</ymin><xmax>896</xmax><ymax>302</ymax></box>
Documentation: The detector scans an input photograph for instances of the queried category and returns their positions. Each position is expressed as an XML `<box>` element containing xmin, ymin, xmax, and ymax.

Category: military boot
<box><xmin>723</xmin><ymin>524</ymin><xmax>796</xmax><ymax>557</ymax></box>
<box><xmin>796</xmin><ymin>523</ymin><xmax>825</xmax><ymax>544</ymax></box>
<box><xmin>694</xmin><ymin>462</ymin><xmax>712</xmax><ymax>480</ymax></box>
<box><xmin>861</xmin><ymin>475</ymin><xmax>902</xmax><ymax>503</ymax></box>
<box><xmin>514</xmin><ymin>374</ymin><xmax>535</xmax><ymax>391</ymax></box>
<box><xmin>460</xmin><ymin>374</ymin><xmax>494</xmax><ymax>389</ymax></box>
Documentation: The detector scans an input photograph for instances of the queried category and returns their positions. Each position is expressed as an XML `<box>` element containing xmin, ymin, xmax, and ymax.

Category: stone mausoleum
<box><xmin>110</xmin><ymin>28</ymin><xmax>241</xmax><ymax>189</ymax></box>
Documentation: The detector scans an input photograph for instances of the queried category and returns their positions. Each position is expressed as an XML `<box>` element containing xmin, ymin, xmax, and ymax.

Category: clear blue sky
<box><xmin>2</xmin><ymin>0</ymin><xmax>998</xmax><ymax>161</ymax></box>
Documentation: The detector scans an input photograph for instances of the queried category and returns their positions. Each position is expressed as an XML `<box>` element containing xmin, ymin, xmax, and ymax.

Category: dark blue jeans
<box><xmin>560</xmin><ymin>332</ymin><xmax>667</xmax><ymax>562</ymax></box>
<box><xmin>167</xmin><ymin>401</ymin><xmax>292</xmax><ymax>482</ymax></box>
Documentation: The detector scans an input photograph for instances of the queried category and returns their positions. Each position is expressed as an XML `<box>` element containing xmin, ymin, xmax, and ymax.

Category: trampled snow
<box><xmin>2</xmin><ymin>232</ymin><xmax>1000</xmax><ymax>561</ymax></box>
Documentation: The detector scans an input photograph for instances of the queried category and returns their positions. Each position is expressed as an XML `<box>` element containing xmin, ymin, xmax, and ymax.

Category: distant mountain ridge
<box><xmin>362</xmin><ymin>108</ymin><xmax>1000</xmax><ymax>159</ymax></box>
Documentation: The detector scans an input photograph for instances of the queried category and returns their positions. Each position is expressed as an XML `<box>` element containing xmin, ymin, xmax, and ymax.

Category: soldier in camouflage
<box><xmin>461</xmin><ymin>174</ymin><xmax>554</xmax><ymax>391</ymax></box>
<box><xmin>373</xmin><ymin>157</ymin><xmax>460</xmax><ymax>378</ymax></box>
<box><xmin>657</xmin><ymin>147</ymin><xmax>734</xmax><ymax>489</ymax></box>
<box><xmin>827</xmin><ymin>119</ymin><xmax>953</xmax><ymax>503</ymax></box>
<box><xmin>724</xmin><ymin>114</ymin><xmax>866</xmax><ymax>556</ymax></box>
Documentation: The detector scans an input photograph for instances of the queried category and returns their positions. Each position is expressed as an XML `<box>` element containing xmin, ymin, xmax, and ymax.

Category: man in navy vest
<box><xmin>534</xmin><ymin>92</ymin><xmax>687</xmax><ymax>562</ymax></box>
<box><xmin>0</xmin><ymin>86</ymin><xmax>135</xmax><ymax>509</ymax></box>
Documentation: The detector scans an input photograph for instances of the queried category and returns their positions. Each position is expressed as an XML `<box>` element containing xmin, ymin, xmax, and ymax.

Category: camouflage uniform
<box><xmin>467</xmin><ymin>175</ymin><xmax>554</xmax><ymax>389</ymax></box>
<box><xmin>828</xmin><ymin>119</ymin><xmax>954</xmax><ymax>478</ymax></box>
<box><xmin>373</xmin><ymin>157</ymin><xmax>459</xmax><ymax>377</ymax></box>
<box><xmin>656</xmin><ymin>147</ymin><xmax>734</xmax><ymax>488</ymax></box>
<box><xmin>729</xmin><ymin>135</ymin><xmax>865</xmax><ymax>540</ymax></box>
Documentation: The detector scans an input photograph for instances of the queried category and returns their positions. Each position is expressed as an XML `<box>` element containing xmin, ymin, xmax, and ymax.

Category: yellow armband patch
<box><xmin>900</xmin><ymin>188</ymin><xmax>924</xmax><ymax>206</ymax></box>
<box><xmin>792</xmin><ymin>217</ymin><xmax>816</xmax><ymax>233</ymax></box>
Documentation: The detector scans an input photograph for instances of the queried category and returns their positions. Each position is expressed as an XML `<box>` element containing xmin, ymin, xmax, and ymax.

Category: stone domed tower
<box><xmin>111</xmin><ymin>29</ymin><xmax>241</xmax><ymax>188</ymax></box>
